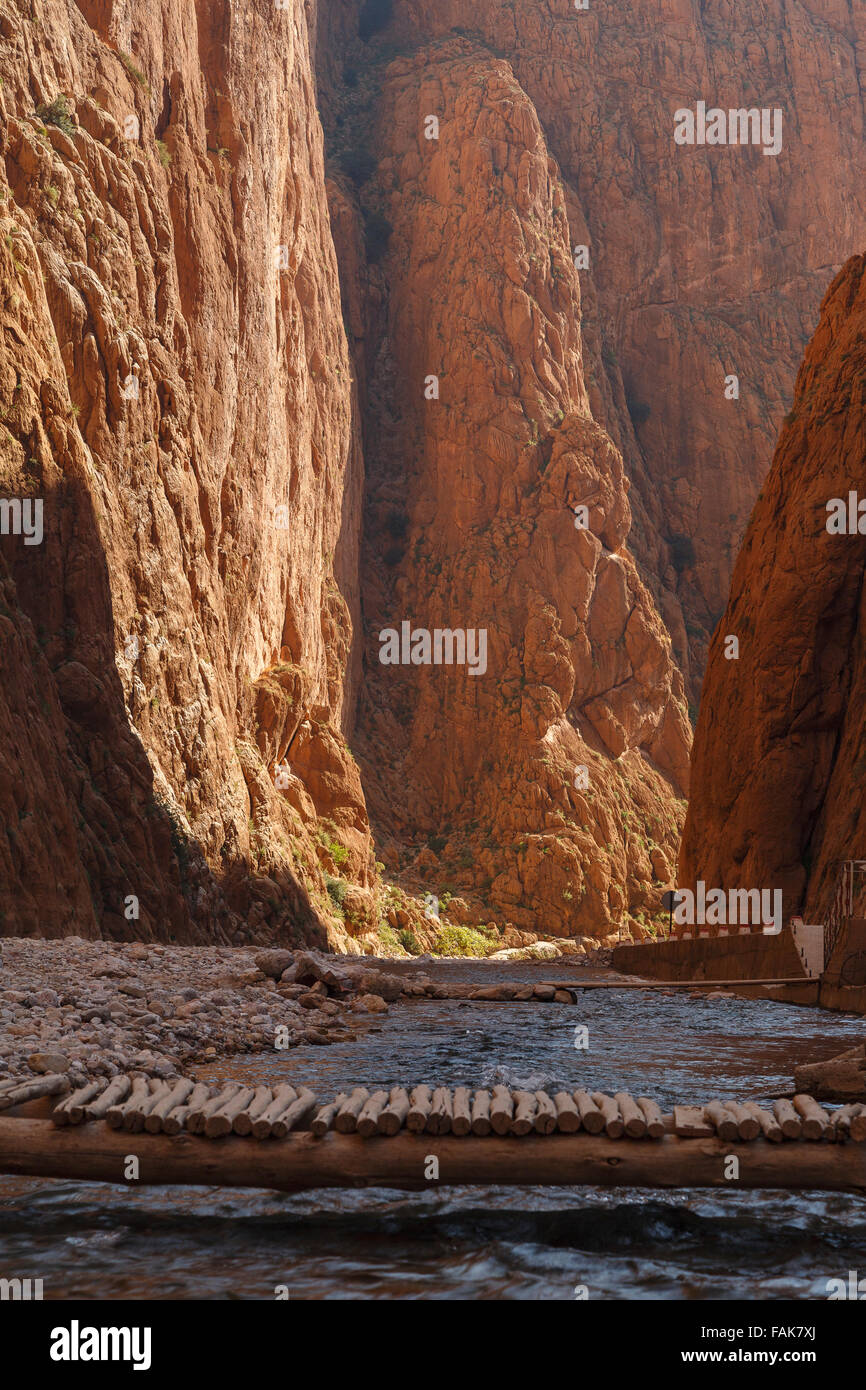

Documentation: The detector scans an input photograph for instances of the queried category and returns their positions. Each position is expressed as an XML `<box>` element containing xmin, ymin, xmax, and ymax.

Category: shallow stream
<box><xmin>2</xmin><ymin>984</ymin><xmax>865</xmax><ymax>1299</ymax></box>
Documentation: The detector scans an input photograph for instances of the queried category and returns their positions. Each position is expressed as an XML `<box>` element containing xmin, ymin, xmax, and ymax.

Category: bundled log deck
<box><xmin>0</xmin><ymin>1072</ymin><xmax>865</xmax><ymax>1191</ymax></box>
<box><xmin>0</xmin><ymin>1067</ymin><xmax>865</xmax><ymax>1203</ymax></box>
<box><xmin>2</xmin><ymin>1072</ymin><xmax>866</xmax><ymax>1147</ymax></box>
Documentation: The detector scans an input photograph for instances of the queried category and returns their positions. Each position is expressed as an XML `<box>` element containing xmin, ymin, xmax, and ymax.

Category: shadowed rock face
<box><xmin>0</xmin><ymin>0</ymin><xmax>370</xmax><ymax>944</ymax></box>
<box><xmin>680</xmin><ymin>253</ymin><xmax>866</xmax><ymax>925</ymax></box>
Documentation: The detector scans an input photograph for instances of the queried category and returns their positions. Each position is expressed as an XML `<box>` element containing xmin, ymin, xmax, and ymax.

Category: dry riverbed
<box><xmin>0</xmin><ymin>937</ymin><xmax>614</xmax><ymax>1091</ymax></box>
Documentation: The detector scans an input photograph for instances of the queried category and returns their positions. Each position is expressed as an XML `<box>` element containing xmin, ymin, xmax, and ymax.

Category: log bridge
<box><xmin>1</xmin><ymin>1073</ymin><xmax>865</xmax><ymax>1194</ymax></box>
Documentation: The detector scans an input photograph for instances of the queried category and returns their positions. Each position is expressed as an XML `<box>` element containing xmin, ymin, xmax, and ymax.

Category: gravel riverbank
<box><xmin>0</xmin><ymin>938</ymin><xmax>613</xmax><ymax>1091</ymax></box>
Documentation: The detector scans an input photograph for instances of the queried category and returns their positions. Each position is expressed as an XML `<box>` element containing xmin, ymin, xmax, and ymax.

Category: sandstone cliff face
<box><xmin>680</xmin><ymin>253</ymin><xmax>866</xmax><ymax>925</ymax></box>
<box><xmin>0</xmin><ymin>0</ymin><xmax>371</xmax><ymax>944</ymax></box>
<box><xmin>322</xmin><ymin>35</ymin><xmax>691</xmax><ymax>936</ymax></box>
<box><xmin>354</xmin><ymin>0</ymin><xmax>866</xmax><ymax>701</ymax></box>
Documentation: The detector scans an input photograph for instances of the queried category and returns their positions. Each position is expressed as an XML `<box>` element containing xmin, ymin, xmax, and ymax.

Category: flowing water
<box><xmin>2</xmin><ymin>983</ymin><xmax>865</xmax><ymax>1300</ymax></box>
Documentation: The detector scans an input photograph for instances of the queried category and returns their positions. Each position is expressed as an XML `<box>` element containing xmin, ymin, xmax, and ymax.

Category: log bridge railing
<box><xmin>1</xmin><ymin>1073</ymin><xmax>866</xmax><ymax>1194</ymax></box>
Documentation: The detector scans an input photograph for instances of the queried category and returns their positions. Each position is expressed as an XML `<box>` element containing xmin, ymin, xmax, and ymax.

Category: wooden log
<box><xmin>724</xmin><ymin>1101</ymin><xmax>761</xmax><ymax>1142</ymax></box>
<box><xmin>187</xmin><ymin>1084</ymin><xmax>238</xmax><ymax>1136</ymax></box>
<box><xmin>592</xmin><ymin>1092</ymin><xmax>624</xmax><ymax>1139</ymax></box>
<box><xmin>615</xmin><ymin>1092</ymin><xmax>647</xmax><ymax>1139</ymax></box>
<box><xmin>5</xmin><ymin>1118</ymin><xmax>866</xmax><ymax>1195</ymax></box>
<box><xmin>470</xmin><ymin>1090</ymin><xmax>491</xmax><ymax>1136</ymax></box>
<box><xmin>205</xmin><ymin>1086</ymin><xmax>256</xmax><ymax>1139</ymax></box>
<box><xmin>253</xmin><ymin>1085</ymin><xmax>299</xmax><ymax>1140</ymax></box>
<box><xmin>124</xmin><ymin>1080</ymin><xmax>172</xmax><ymax>1133</ymax></box>
<box><xmin>357</xmin><ymin>1091</ymin><xmax>389</xmax><ymax>1138</ymax></box>
<box><xmin>553</xmin><ymin>1091</ymin><xmax>581</xmax><ymax>1133</ymax></box>
<box><xmin>703</xmin><ymin>1101</ymin><xmax>738</xmax><ymax>1142</ymax></box>
<box><xmin>773</xmin><ymin>1098</ymin><xmax>802</xmax><ymax>1139</ymax></box>
<box><xmin>533</xmin><ymin>1091</ymin><xmax>557</xmax><ymax>1136</ymax></box>
<box><xmin>427</xmin><ymin>1087</ymin><xmax>453</xmax><ymax>1136</ymax></box>
<box><xmin>145</xmin><ymin>1079</ymin><xmax>195</xmax><ymax>1134</ymax></box>
<box><xmin>451</xmin><ymin>1087</ymin><xmax>472</xmax><ymax>1137</ymax></box>
<box><xmin>573</xmin><ymin>1089</ymin><xmax>605</xmax><ymax>1134</ymax></box>
<box><xmin>793</xmin><ymin>1093</ymin><xmax>831</xmax><ymax>1141</ymax></box>
<box><xmin>233</xmin><ymin>1086</ymin><xmax>273</xmax><ymax>1137</ymax></box>
<box><xmin>0</xmin><ymin>1074</ymin><xmax>70</xmax><ymax>1111</ymax></box>
<box><xmin>490</xmin><ymin>1086</ymin><xmax>514</xmax><ymax>1136</ymax></box>
<box><xmin>271</xmin><ymin>1088</ymin><xmax>317</xmax><ymax>1138</ymax></box>
<box><xmin>85</xmin><ymin>1075</ymin><xmax>131</xmax><ymax>1121</ymax></box>
<box><xmin>377</xmin><ymin>1088</ymin><xmax>410</xmax><ymax>1137</ymax></box>
<box><xmin>107</xmin><ymin>1076</ymin><xmax>151</xmax><ymax>1130</ymax></box>
<box><xmin>123</xmin><ymin>1079</ymin><xmax>157</xmax><ymax>1133</ymax></box>
<box><xmin>51</xmin><ymin>1081</ymin><xmax>105</xmax><ymax>1127</ymax></box>
<box><xmin>407</xmin><ymin>1086</ymin><xmax>432</xmax><ymax>1133</ymax></box>
<box><xmin>741</xmin><ymin>1101</ymin><xmax>783</xmax><ymax>1144</ymax></box>
<box><xmin>163</xmin><ymin>1082</ymin><xmax>210</xmax><ymax>1136</ymax></box>
<box><xmin>830</xmin><ymin>1104</ymin><xmax>859</xmax><ymax>1141</ymax></box>
<box><xmin>189</xmin><ymin>1082</ymin><xmax>243</xmax><ymax>1135</ymax></box>
<box><xmin>636</xmin><ymin>1097</ymin><xmax>665</xmax><ymax>1140</ymax></box>
<box><xmin>312</xmin><ymin>1094</ymin><xmax>349</xmax><ymax>1138</ymax></box>
<box><xmin>510</xmin><ymin>1091</ymin><xmax>537</xmax><ymax>1136</ymax></box>
<box><xmin>674</xmin><ymin>1105</ymin><xmax>714</xmax><ymax>1138</ymax></box>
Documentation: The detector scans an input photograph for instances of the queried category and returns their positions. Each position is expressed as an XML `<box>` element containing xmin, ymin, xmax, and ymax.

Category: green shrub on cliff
<box><xmin>325</xmin><ymin>875</ymin><xmax>347</xmax><ymax>914</ymax></box>
<box><xmin>35</xmin><ymin>95</ymin><xmax>75</xmax><ymax>137</ymax></box>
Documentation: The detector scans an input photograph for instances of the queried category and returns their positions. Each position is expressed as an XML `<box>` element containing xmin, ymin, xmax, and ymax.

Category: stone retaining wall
<box><xmin>611</xmin><ymin>931</ymin><xmax>806</xmax><ymax>982</ymax></box>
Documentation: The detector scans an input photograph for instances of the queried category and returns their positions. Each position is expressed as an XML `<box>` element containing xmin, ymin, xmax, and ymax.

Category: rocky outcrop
<box><xmin>0</xmin><ymin>0</ymin><xmax>370</xmax><ymax>944</ymax></box>
<box><xmin>680</xmin><ymin>253</ymin><xmax>866</xmax><ymax>925</ymax></box>
<box><xmin>325</xmin><ymin>39</ymin><xmax>691</xmax><ymax>936</ymax></box>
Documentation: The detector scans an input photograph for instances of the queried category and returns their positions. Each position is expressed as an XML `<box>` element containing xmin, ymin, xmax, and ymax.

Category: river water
<box><xmin>2</xmin><ymin>984</ymin><xmax>865</xmax><ymax>1300</ymax></box>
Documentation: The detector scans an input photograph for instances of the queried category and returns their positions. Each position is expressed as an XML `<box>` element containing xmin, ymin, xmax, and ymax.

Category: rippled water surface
<box><xmin>2</xmin><ymin>984</ymin><xmax>865</xmax><ymax>1299</ymax></box>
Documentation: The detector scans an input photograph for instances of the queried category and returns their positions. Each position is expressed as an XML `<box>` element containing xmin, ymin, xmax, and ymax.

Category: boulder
<box><xmin>353</xmin><ymin>993</ymin><xmax>388</xmax><ymax>1013</ymax></box>
<box><xmin>293</xmin><ymin>950</ymin><xmax>357</xmax><ymax>993</ymax></box>
<box><xmin>27</xmin><ymin>1051</ymin><xmax>70</xmax><ymax>1074</ymax></box>
<box><xmin>488</xmin><ymin>942</ymin><xmax>561</xmax><ymax>961</ymax></box>
<box><xmin>253</xmin><ymin>949</ymin><xmax>295</xmax><ymax>980</ymax></box>
<box><xmin>355</xmin><ymin>969</ymin><xmax>403</xmax><ymax>1002</ymax></box>
<box><xmin>470</xmin><ymin>984</ymin><xmax>517</xmax><ymax>1001</ymax></box>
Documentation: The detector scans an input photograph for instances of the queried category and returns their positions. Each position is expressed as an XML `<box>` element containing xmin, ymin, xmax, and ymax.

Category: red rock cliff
<box><xmin>322</xmin><ymin>33</ymin><xmax>691</xmax><ymax>937</ymax></box>
<box><xmin>327</xmin><ymin>0</ymin><xmax>866</xmax><ymax>701</ymax></box>
<box><xmin>680</xmin><ymin>253</ymin><xmax>866</xmax><ymax>924</ymax></box>
<box><xmin>0</xmin><ymin>0</ymin><xmax>370</xmax><ymax>944</ymax></box>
